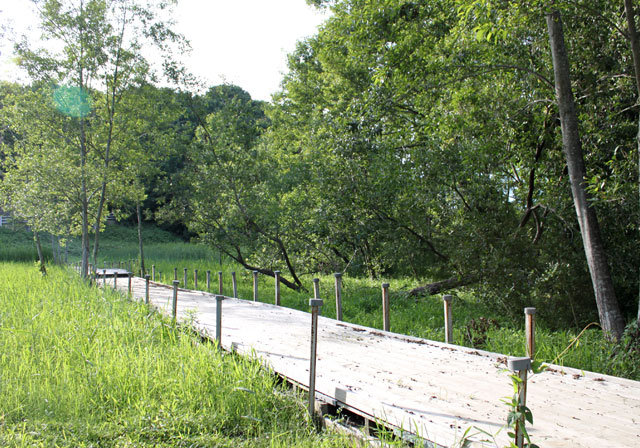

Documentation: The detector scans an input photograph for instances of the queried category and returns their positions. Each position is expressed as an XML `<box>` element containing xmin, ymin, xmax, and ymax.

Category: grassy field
<box><xmin>0</xmin><ymin>262</ymin><xmax>366</xmax><ymax>447</ymax></box>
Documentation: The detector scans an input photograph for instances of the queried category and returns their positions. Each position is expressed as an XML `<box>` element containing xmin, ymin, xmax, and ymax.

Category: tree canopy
<box><xmin>2</xmin><ymin>0</ymin><xmax>638</xmax><ymax>336</ymax></box>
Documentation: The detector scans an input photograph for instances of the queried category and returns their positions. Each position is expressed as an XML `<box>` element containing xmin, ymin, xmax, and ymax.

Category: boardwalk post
<box><xmin>172</xmin><ymin>280</ymin><xmax>179</xmax><ymax>322</ymax></box>
<box><xmin>253</xmin><ymin>270</ymin><xmax>259</xmax><ymax>302</ymax></box>
<box><xmin>183</xmin><ymin>268</ymin><xmax>188</xmax><ymax>288</ymax></box>
<box><xmin>194</xmin><ymin>269</ymin><xmax>198</xmax><ymax>289</ymax></box>
<box><xmin>508</xmin><ymin>357</ymin><xmax>532</xmax><ymax>448</ymax></box>
<box><xmin>215</xmin><ymin>295</ymin><xmax>224</xmax><ymax>344</ymax></box>
<box><xmin>206</xmin><ymin>270</ymin><xmax>211</xmax><ymax>291</ymax></box>
<box><xmin>313</xmin><ymin>278</ymin><xmax>320</xmax><ymax>299</ymax></box>
<box><xmin>128</xmin><ymin>272</ymin><xmax>132</xmax><ymax>296</ymax></box>
<box><xmin>218</xmin><ymin>271</ymin><xmax>223</xmax><ymax>295</ymax></box>
<box><xmin>232</xmin><ymin>272</ymin><xmax>238</xmax><ymax>298</ymax></box>
<box><xmin>152</xmin><ymin>265</ymin><xmax>156</xmax><ymax>282</ymax></box>
<box><xmin>173</xmin><ymin>268</ymin><xmax>177</xmax><ymax>282</ymax></box>
<box><xmin>274</xmin><ymin>271</ymin><xmax>281</xmax><ymax>306</ymax></box>
<box><xmin>525</xmin><ymin>308</ymin><xmax>536</xmax><ymax>359</ymax></box>
<box><xmin>334</xmin><ymin>273</ymin><xmax>343</xmax><ymax>321</ymax></box>
<box><xmin>102</xmin><ymin>269</ymin><xmax>107</xmax><ymax>287</ymax></box>
<box><xmin>443</xmin><ymin>294</ymin><xmax>453</xmax><ymax>344</ymax></box>
<box><xmin>382</xmin><ymin>283</ymin><xmax>390</xmax><ymax>332</ymax></box>
<box><xmin>144</xmin><ymin>275</ymin><xmax>150</xmax><ymax>304</ymax></box>
<box><xmin>308</xmin><ymin>298</ymin><xmax>324</xmax><ymax>419</ymax></box>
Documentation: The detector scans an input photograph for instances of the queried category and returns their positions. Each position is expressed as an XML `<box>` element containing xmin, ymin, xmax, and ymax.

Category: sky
<box><xmin>0</xmin><ymin>0</ymin><xmax>329</xmax><ymax>101</ymax></box>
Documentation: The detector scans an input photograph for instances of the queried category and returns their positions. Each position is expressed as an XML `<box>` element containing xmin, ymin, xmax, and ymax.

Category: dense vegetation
<box><xmin>0</xmin><ymin>261</ymin><xmax>363</xmax><ymax>447</ymax></box>
<box><xmin>1</xmin><ymin>0</ymin><xmax>639</xmax><ymax>343</ymax></box>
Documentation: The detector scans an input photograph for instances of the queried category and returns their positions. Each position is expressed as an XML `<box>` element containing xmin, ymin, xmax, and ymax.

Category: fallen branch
<box><xmin>408</xmin><ymin>275</ymin><xmax>477</xmax><ymax>296</ymax></box>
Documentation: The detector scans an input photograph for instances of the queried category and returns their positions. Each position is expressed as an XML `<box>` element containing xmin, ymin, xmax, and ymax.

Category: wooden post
<box><xmin>173</xmin><ymin>267</ymin><xmax>177</xmax><ymax>282</ymax></box>
<box><xmin>216</xmin><ymin>295</ymin><xmax>224</xmax><ymax>344</ymax></box>
<box><xmin>183</xmin><ymin>268</ymin><xmax>188</xmax><ymax>289</ymax></box>
<box><xmin>194</xmin><ymin>269</ymin><xmax>198</xmax><ymax>289</ymax></box>
<box><xmin>128</xmin><ymin>272</ymin><xmax>132</xmax><ymax>295</ymax></box>
<box><xmin>274</xmin><ymin>271</ymin><xmax>281</xmax><ymax>306</ymax></box>
<box><xmin>232</xmin><ymin>272</ymin><xmax>238</xmax><ymax>298</ymax></box>
<box><xmin>218</xmin><ymin>271</ymin><xmax>223</xmax><ymax>295</ymax></box>
<box><xmin>525</xmin><ymin>307</ymin><xmax>536</xmax><ymax>360</ymax></box>
<box><xmin>144</xmin><ymin>275</ymin><xmax>150</xmax><ymax>304</ymax></box>
<box><xmin>508</xmin><ymin>357</ymin><xmax>532</xmax><ymax>448</ymax></box>
<box><xmin>152</xmin><ymin>265</ymin><xmax>156</xmax><ymax>282</ymax></box>
<box><xmin>382</xmin><ymin>283</ymin><xmax>390</xmax><ymax>332</ymax></box>
<box><xmin>443</xmin><ymin>294</ymin><xmax>453</xmax><ymax>344</ymax></box>
<box><xmin>334</xmin><ymin>273</ymin><xmax>343</xmax><ymax>321</ymax></box>
<box><xmin>102</xmin><ymin>269</ymin><xmax>107</xmax><ymax>287</ymax></box>
<box><xmin>252</xmin><ymin>270</ymin><xmax>259</xmax><ymax>302</ymax></box>
<box><xmin>206</xmin><ymin>270</ymin><xmax>211</xmax><ymax>291</ymax></box>
<box><xmin>308</xmin><ymin>298</ymin><xmax>324</xmax><ymax>418</ymax></box>
<box><xmin>172</xmin><ymin>280</ymin><xmax>179</xmax><ymax>321</ymax></box>
<box><xmin>313</xmin><ymin>278</ymin><xmax>320</xmax><ymax>299</ymax></box>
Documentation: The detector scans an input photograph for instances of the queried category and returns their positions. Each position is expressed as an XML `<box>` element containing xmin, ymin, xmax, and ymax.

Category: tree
<box><xmin>285</xmin><ymin>0</ymin><xmax>637</xmax><ymax>331</ymax></box>
<box><xmin>622</xmin><ymin>0</ymin><xmax>640</xmax><ymax>325</ymax></box>
<box><xmin>160</xmin><ymin>85</ymin><xmax>308</xmax><ymax>290</ymax></box>
<box><xmin>8</xmin><ymin>0</ymin><xmax>185</xmax><ymax>277</ymax></box>
<box><xmin>545</xmin><ymin>8</ymin><xmax>625</xmax><ymax>339</ymax></box>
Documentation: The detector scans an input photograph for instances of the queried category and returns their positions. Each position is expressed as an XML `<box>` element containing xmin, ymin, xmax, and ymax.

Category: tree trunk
<box><xmin>623</xmin><ymin>0</ymin><xmax>640</xmax><ymax>326</ymax></box>
<box><xmin>137</xmin><ymin>203</ymin><xmax>145</xmax><ymax>275</ymax></box>
<box><xmin>80</xmin><ymin>115</ymin><xmax>90</xmax><ymax>278</ymax></box>
<box><xmin>33</xmin><ymin>231</ymin><xmax>46</xmax><ymax>275</ymax></box>
<box><xmin>546</xmin><ymin>10</ymin><xmax>626</xmax><ymax>340</ymax></box>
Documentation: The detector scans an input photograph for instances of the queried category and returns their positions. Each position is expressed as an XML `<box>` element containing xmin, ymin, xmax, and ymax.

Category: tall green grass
<box><xmin>0</xmin><ymin>227</ymin><xmax>52</xmax><ymax>262</ymax></box>
<box><xmin>0</xmin><ymin>262</ymin><xmax>357</xmax><ymax>447</ymax></box>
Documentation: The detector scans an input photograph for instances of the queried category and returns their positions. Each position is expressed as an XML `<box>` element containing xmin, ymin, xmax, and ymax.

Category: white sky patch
<box><xmin>0</xmin><ymin>0</ymin><xmax>328</xmax><ymax>101</ymax></box>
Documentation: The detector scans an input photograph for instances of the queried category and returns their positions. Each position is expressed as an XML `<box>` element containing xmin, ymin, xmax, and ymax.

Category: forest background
<box><xmin>1</xmin><ymin>0</ymin><xmax>639</xmax><ymax>342</ymax></box>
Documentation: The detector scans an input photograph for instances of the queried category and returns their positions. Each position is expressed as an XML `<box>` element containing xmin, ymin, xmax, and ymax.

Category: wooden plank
<box><xmin>115</xmin><ymin>278</ymin><xmax>640</xmax><ymax>448</ymax></box>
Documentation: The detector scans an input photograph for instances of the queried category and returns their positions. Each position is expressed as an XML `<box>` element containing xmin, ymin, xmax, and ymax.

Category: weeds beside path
<box><xmin>0</xmin><ymin>262</ymin><xmax>357</xmax><ymax>447</ymax></box>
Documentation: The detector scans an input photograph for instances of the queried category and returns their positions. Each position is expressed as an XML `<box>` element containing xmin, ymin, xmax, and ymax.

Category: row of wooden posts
<box><xmin>93</xmin><ymin>263</ymin><xmax>537</xmax><ymax>448</ymax></box>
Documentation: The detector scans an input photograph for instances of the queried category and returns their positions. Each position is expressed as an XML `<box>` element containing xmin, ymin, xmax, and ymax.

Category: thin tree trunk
<box><xmin>137</xmin><ymin>203</ymin><xmax>145</xmax><ymax>274</ymax></box>
<box><xmin>33</xmin><ymin>231</ymin><xmax>45</xmax><ymax>275</ymax></box>
<box><xmin>78</xmin><ymin>0</ymin><xmax>89</xmax><ymax>279</ymax></box>
<box><xmin>546</xmin><ymin>10</ymin><xmax>626</xmax><ymax>340</ymax></box>
<box><xmin>623</xmin><ymin>0</ymin><xmax>640</xmax><ymax>325</ymax></box>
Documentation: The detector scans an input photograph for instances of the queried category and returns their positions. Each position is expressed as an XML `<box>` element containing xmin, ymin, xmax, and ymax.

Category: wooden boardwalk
<box><xmin>108</xmin><ymin>277</ymin><xmax>640</xmax><ymax>448</ymax></box>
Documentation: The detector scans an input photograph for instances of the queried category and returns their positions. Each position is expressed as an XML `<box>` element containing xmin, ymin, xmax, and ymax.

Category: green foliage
<box><xmin>256</xmin><ymin>0</ymin><xmax>639</xmax><ymax>329</ymax></box>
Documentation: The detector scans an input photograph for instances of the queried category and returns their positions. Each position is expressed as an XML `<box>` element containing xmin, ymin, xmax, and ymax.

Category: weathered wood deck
<box><xmin>107</xmin><ymin>277</ymin><xmax>640</xmax><ymax>448</ymax></box>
